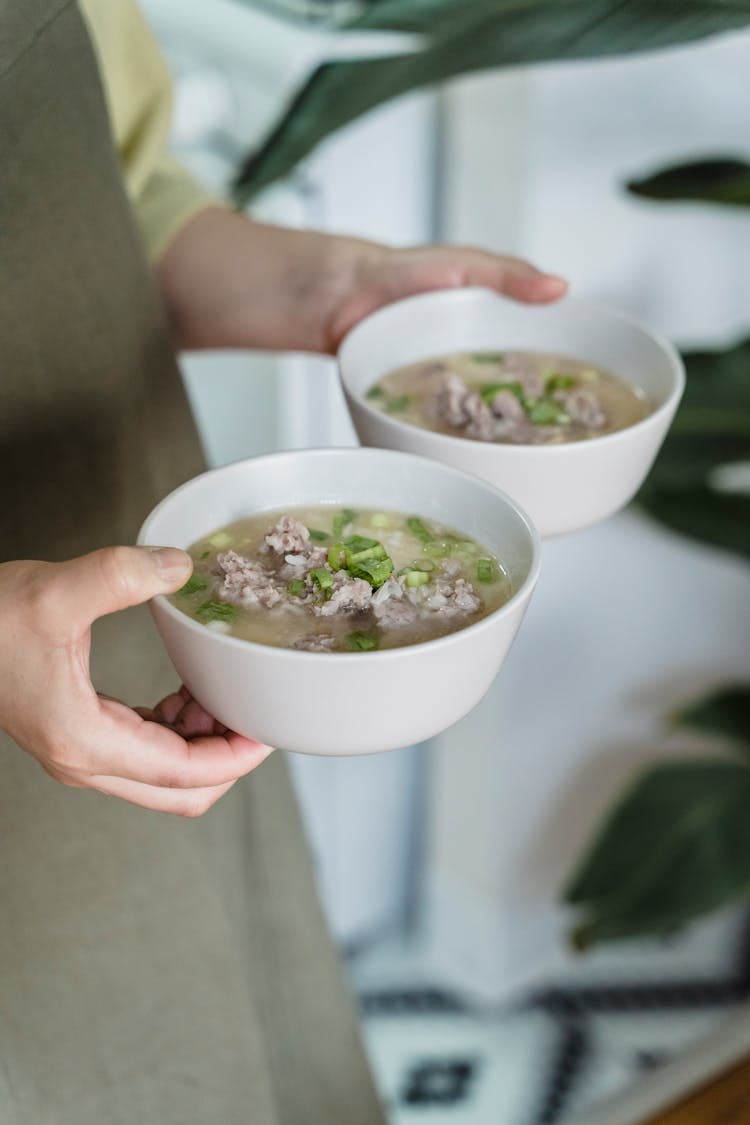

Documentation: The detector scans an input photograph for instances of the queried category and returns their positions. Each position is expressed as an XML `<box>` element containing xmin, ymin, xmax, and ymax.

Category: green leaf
<box><xmin>675</xmin><ymin>686</ymin><xmax>750</xmax><ymax>754</ymax></box>
<box><xmin>234</xmin><ymin>1</ymin><xmax>750</xmax><ymax>200</ymax></box>
<box><xmin>627</xmin><ymin>158</ymin><xmax>750</xmax><ymax>207</ymax></box>
<box><xmin>196</xmin><ymin>600</ymin><xmax>236</xmax><ymax>622</ymax></box>
<box><xmin>565</xmin><ymin>760</ymin><xmax>750</xmax><ymax>948</ymax></box>
<box><xmin>385</xmin><ymin>394</ymin><xmax>411</xmax><ymax>413</ymax></box>
<box><xmin>528</xmin><ymin>399</ymin><xmax>570</xmax><ymax>425</ymax></box>
<box><xmin>637</xmin><ymin>337</ymin><xmax>750</xmax><ymax>559</ymax></box>
<box><xmin>178</xmin><ymin>574</ymin><xmax>207</xmax><ymax>596</ymax></box>
<box><xmin>346</xmin><ymin>630</ymin><xmax>380</xmax><ymax>652</ymax></box>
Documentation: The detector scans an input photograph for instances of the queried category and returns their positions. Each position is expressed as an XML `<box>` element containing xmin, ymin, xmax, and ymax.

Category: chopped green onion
<box><xmin>287</xmin><ymin>579</ymin><xmax>307</xmax><ymax>597</ymax></box>
<box><xmin>349</xmin><ymin>556</ymin><xmax>394</xmax><ymax>589</ymax></box>
<box><xmin>385</xmin><ymin>395</ymin><xmax>410</xmax><ymax>413</ymax></box>
<box><xmin>470</xmin><ymin>352</ymin><xmax>504</xmax><ymax>363</ymax></box>
<box><xmin>370</xmin><ymin>512</ymin><xmax>389</xmax><ymax>528</ymax></box>
<box><xmin>412</xmin><ymin>558</ymin><xmax>435</xmax><ymax>572</ymax></box>
<box><xmin>479</xmin><ymin>380</ymin><xmax>525</xmax><ymax>406</ymax></box>
<box><xmin>405</xmin><ymin>569</ymin><xmax>430</xmax><ymax>587</ymax></box>
<box><xmin>407</xmin><ymin>516</ymin><xmax>433</xmax><ymax>544</ymax></box>
<box><xmin>311</xmin><ymin>567</ymin><xmax>333</xmax><ymax>591</ymax></box>
<box><xmin>343</xmin><ymin>534</ymin><xmax>379</xmax><ymax>554</ymax></box>
<box><xmin>196</xmin><ymin>600</ymin><xmax>236</xmax><ymax>622</ymax></box>
<box><xmin>308</xmin><ymin>528</ymin><xmax>329</xmax><ymax>542</ymax></box>
<box><xmin>545</xmin><ymin>373</ymin><xmax>576</xmax><ymax>392</ymax></box>
<box><xmin>199</xmin><ymin>550</ymin><xmax>210</xmax><ymax>560</ymax></box>
<box><xmin>328</xmin><ymin>542</ymin><xmax>347</xmax><ymax>570</ymax></box>
<box><xmin>346</xmin><ymin>631</ymin><xmax>380</xmax><ymax>652</ymax></box>
<box><xmin>477</xmin><ymin>558</ymin><xmax>497</xmax><ymax>584</ymax></box>
<box><xmin>178</xmin><ymin>574</ymin><xmax>207</xmax><ymax>596</ymax></box>
<box><xmin>424</xmin><ymin>540</ymin><xmax>451</xmax><ymax>558</ymax></box>
<box><xmin>453</xmin><ymin>540</ymin><xmax>479</xmax><ymax>557</ymax></box>
<box><xmin>332</xmin><ymin>508</ymin><xmax>357</xmax><ymax>538</ymax></box>
<box><xmin>365</xmin><ymin>384</ymin><xmax>385</xmax><ymax>400</ymax></box>
<box><xmin>528</xmin><ymin>399</ymin><xmax>571</xmax><ymax>426</ymax></box>
<box><xmin>207</xmin><ymin>531</ymin><xmax>232</xmax><ymax>549</ymax></box>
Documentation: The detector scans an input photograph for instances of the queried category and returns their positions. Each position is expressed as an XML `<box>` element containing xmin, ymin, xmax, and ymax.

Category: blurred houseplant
<box><xmin>232</xmin><ymin>2</ymin><xmax>750</xmax><ymax>945</ymax></box>
<box><xmin>565</xmin><ymin>161</ymin><xmax>750</xmax><ymax>948</ymax></box>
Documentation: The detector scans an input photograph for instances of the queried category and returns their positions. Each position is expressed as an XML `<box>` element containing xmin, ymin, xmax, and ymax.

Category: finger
<box><xmin>49</xmin><ymin>545</ymin><xmax>192</xmax><ymax>631</ymax></box>
<box><xmin>154</xmin><ymin>691</ymin><xmax>186</xmax><ymax>725</ymax></box>
<box><xmin>171</xmin><ymin>698</ymin><xmax>218</xmax><ymax>739</ymax></box>
<box><xmin>95</xmin><ymin>696</ymin><xmax>274</xmax><ymax>787</ymax></box>
<box><xmin>396</xmin><ymin>247</ymin><xmax>568</xmax><ymax>304</ymax></box>
<box><xmin>90</xmin><ymin>775</ymin><xmax>237</xmax><ymax>816</ymax></box>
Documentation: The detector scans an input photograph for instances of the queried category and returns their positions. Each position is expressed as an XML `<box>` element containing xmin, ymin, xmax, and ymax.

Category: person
<box><xmin>0</xmin><ymin>1</ymin><xmax>567</xmax><ymax>1121</ymax></box>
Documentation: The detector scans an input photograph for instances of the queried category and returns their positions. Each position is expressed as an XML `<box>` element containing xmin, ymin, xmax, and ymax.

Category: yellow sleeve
<box><xmin>78</xmin><ymin>0</ymin><xmax>223</xmax><ymax>261</ymax></box>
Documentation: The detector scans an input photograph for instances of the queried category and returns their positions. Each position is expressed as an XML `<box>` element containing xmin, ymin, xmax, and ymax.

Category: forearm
<box><xmin>154</xmin><ymin>206</ymin><xmax>382</xmax><ymax>355</ymax></box>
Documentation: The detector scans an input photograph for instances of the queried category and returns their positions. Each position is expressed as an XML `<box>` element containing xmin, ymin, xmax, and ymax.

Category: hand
<box><xmin>0</xmin><ymin>547</ymin><xmax>272</xmax><ymax>815</ymax></box>
<box><xmin>156</xmin><ymin>207</ymin><xmax>567</xmax><ymax>355</ymax></box>
<box><xmin>325</xmin><ymin>243</ymin><xmax>568</xmax><ymax>352</ymax></box>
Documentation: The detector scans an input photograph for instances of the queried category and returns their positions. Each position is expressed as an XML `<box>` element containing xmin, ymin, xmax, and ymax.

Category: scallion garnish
<box><xmin>196</xmin><ymin>600</ymin><xmax>236</xmax><ymax>622</ymax></box>
<box><xmin>479</xmin><ymin>380</ymin><xmax>525</xmax><ymax>406</ymax></box>
<box><xmin>308</xmin><ymin>528</ymin><xmax>330</xmax><ymax>542</ymax></box>
<box><xmin>287</xmin><ymin>579</ymin><xmax>307</xmax><ymax>597</ymax></box>
<box><xmin>423</xmin><ymin>540</ymin><xmax>451</xmax><ymax>558</ymax></box>
<box><xmin>545</xmin><ymin>373</ymin><xmax>576</xmax><ymax>392</ymax></box>
<box><xmin>348</xmin><ymin>556</ymin><xmax>393</xmax><ymax>588</ymax></box>
<box><xmin>366</xmin><ymin>385</ymin><xmax>385</xmax><ymax>400</ymax></box>
<box><xmin>311</xmin><ymin>567</ymin><xmax>333</xmax><ymax>591</ymax></box>
<box><xmin>328</xmin><ymin>542</ymin><xmax>347</xmax><ymax>570</ymax></box>
<box><xmin>477</xmin><ymin>558</ymin><xmax>496</xmax><ymax>584</ymax></box>
<box><xmin>470</xmin><ymin>352</ymin><xmax>504</xmax><ymax>363</ymax></box>
<box><xmin>405</xmin><ymin>569</ymin><xmax>430</xmax><ymax>588</ymax></box>
<box><xmin>178</xmin><ymin>574</ymin><xmax>207</xmax><ymax>596</ymax></box>
<box><xmin>385</xmin><ymin>395</ymin><xmax>410</xmax><ymax>413</ymax></box>
<box><xmin>370</xmin><ymin>512</ymin><xmax>389</xmax><ymax>529</ymax></box>
<box><xmin>332</xmin><ymin>508</ymin><xmax>358</xmax><ymax>538</ymax></box>
<box><xmin>407</xmin><ymin>516</ymin><xmax>432</xmax><ymax>544</ymax></box>
<box><xmin>529</xmin><ymin>399</ymin><xmax>571</xmax><ymax>426</ymax></box>
<box><xmin>346</xmin><ymin>631</ymin><xmax>380</xmax><ymax>652</ymax></box>
<box><xmin>207</xmin><ymin>531</ymin><xmax>232</xmax><ymax>549</ymax></box>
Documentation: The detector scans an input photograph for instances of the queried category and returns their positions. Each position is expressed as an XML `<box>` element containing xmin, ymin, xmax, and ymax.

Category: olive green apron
<box><xmin>0</xmin><ymin>3</ymin><xmax>384</xmax><ymax>1122</ymax></box>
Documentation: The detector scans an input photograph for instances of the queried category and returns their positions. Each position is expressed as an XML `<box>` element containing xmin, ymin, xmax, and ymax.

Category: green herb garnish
<box><xmin>423</xmin><ymin>540</ymin><xmax>451</xmax><ymax>558</ymax></box>
<box><xmin>287</xmin><ymin>579</ymin><xmax>307</xmax><ymax>597</ymax></box>
<box><xmin>470</xmin><ymin>352</ymin><xmax>504</xmax><ymax>363</ymax></box>
<box><xmin>308</xmin><ymin>528</ymin><xmax>330</xmax><ymax>542</ymax></box>
<box><xmin>332</xmin><ymin>508</ymin><xmax>358</xmax><ymax>538</ymax></box>
<box><xmin>407</xmin><ymin>516</ymin><xmax>433</xmax><ymax>544</ymax></box>
<box><xmin>178</xmin><ymin>574</ymin><xmax>207</xmax><ymax>596</ymax></box>
<box><xmin>196</xmin><ymin>600</ymin><xmax>236</xmax><ymax>622</ymax></box>
<box><xmin>405</xmin><ymin>569</ymin><xmax>430</xmax><ymax>588</ymax></box>
<box><xmin>545</xmin><ymin>373</ymin><xmax>576</xmax><ymax>392</ymax></box>
<box><xmin>366</xmin><ymin>384</ymin><xmax>385</xmax><ymax>400</ymax></box>
<box><xmin>328</xmin><ymin>541</ymin><xmax>347</xmax><ymax>570</ymax></box>
<box><xmin>477</xmin><ymin>558</ymin><xmax>497</xmax><ymax>584</ymax></box>
<box><xmin>479</xmin><ymin>380</ymin><xmax>526</xmax><ymax>406</ymax></box>
<box><xmin>348</xmin><ymin>556</ymin><xmax>394</xmax><ymax>588</ymax></box>
<box><xmin>385</xmin><ymin>395</ymin><xmax>410</xmax><ymax>413</ymax></box>
<box><xmin>311</xmin><ymin>567</ymin><xmax>334</xmax><ymax>591</ymax></box>
<box><xmin>529</xmin><ymin>399</ymin><xmax>571</xmax><ymax>426</ymax></box>
<box><xmin>346</xmin><ymin>630</ymin><xmax>380</xmax><ymax>652</ymax></box>
<box><xmin>206</xmin><ymin>531</ymin><xmax>232</xmax><ymax>549</ymax></box>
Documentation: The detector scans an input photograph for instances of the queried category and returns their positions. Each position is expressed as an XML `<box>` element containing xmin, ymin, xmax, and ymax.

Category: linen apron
<box><xmin>0</xmin><ymin>3</ymin><xmax>384</xmax><ymax>1122</ymax></box>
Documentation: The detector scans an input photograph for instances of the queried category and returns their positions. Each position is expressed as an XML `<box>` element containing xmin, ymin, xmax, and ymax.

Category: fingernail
<box><xmin>143</xmin><ymin>546</ymin><xmax>192</xmax><ymax>582</ymax></box>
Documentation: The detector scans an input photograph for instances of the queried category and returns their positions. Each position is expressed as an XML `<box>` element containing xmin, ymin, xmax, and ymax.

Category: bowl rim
<box><xmin>337</xmin><ymin>287</ymin><xmax>686</xmax><ymax>457</ymax></box>
<box><xmin>137</xmin><ymin>446</ymin><xmax>542</xmax><ymax>664</ymax></box>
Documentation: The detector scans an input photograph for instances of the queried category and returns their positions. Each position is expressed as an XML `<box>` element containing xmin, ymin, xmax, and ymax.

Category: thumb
<box><xmin>54</xmin><ymin>545</ymin><xmax>192</xmax><ymax>627</ymax></box>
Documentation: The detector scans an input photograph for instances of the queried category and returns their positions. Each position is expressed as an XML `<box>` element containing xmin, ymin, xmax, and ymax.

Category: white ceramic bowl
<box><xmin>138</xmin><ymin>448</ymin><xmax>540</xmax><ymax>756</ymax></box>
<box><xmin>338</xmin><ymin>288</ymin><xmax>685</xmax><ymax>537</ymax></box>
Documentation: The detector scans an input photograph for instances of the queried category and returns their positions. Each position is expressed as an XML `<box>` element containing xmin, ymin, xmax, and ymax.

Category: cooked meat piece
<box><xmin>553</xmin><ymin>387</ymin><xmax>607</xmax><ymax>429</ymax></box>
<box><xmin>263</xmin><ymin>515</ymin><xmax>310</xmax><ymax>556</ymax></box>
<box><xmin>441</xmin><ymin>558</ymin><xmax>462</xmax><ymax>579</ymax></box>
<box><xmin>313</xmin><ymin>570</ymin><xmax>373</xmax><ymax>617</ymax></box>
<box><xmin>464</xmin><ymin>392</ymin><xmax>496</xmax><ymax>441</ymax></box>
<box><xmin>436</xmin><ymin>369</ymin><xmax>471</xmax><ymax>427</ymax></box>
<box><xmin>490</xmin><ymin>389</ymin><xmax>526</xmax><ymax>421</ymax></box>
<box><xmin>293</xmin><ymin>634</ymin><xmax>338</xmax><ymax>653</ymax></box>
<box><xmin>427</xmin><ymin>577</ymin><xmax>482</xmax><ymax>618</ymax></box>
<box><xmin>216</xmin><ymin>550</ymin><xmax>283</xmax><ymax>609</ymax></box>
<box><xmin>371</xmin><ymin>579</ymin><xmax>418</xmax><ymax>628</ymax></box>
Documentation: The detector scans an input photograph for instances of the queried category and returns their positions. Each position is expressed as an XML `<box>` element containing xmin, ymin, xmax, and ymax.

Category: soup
<box><xmin>172</xmin><ymin>506</ymin><xmax>511</xmax><ymax>653</ymax></box>
<box><xmin>366</xmin><ymin>350</ymin><xmax>651</xmax><ymax>445</ymax></box>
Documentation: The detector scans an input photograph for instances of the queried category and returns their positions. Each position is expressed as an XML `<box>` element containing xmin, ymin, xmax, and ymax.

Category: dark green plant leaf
<box><xmin>235</xmin><ymin>0</ymin><xmax>750</xmax><ymax>200</ymax></box>
<box><xmin>627</xmin><ymin>158</ymin><xmax>750</xmax><ymax>207</ymax></box>
<box><xmin>675</xmin><ymin>686</ymin><xmax>750</xmax><ymax>754</ymax></box>
<box><xmin>565</xmin><ymin>760</ymin><xmax>750</xmax><ymax>949</ymax></box>
<box><xmin>636</xmin><ymin>337</ymin><xmax>750</xmax><ymax>559</ymax></box>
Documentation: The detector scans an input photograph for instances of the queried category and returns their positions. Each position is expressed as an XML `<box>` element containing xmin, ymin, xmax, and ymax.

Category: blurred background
<box><xmin>139</xmin><ymin>1</ymin><xmax>750</xmax><ymax>1119</ymax></box>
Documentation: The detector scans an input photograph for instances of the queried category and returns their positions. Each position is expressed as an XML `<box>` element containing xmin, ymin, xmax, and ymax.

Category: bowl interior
<box><xmin>338</xmin><ymin>288</ymin><xmax>682</xmax><ymax>414</ymax></box>
<box><xmin>138</xmin><ymin>447</ymin><xmax>540</xmax><ymax>600</ymax></box>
